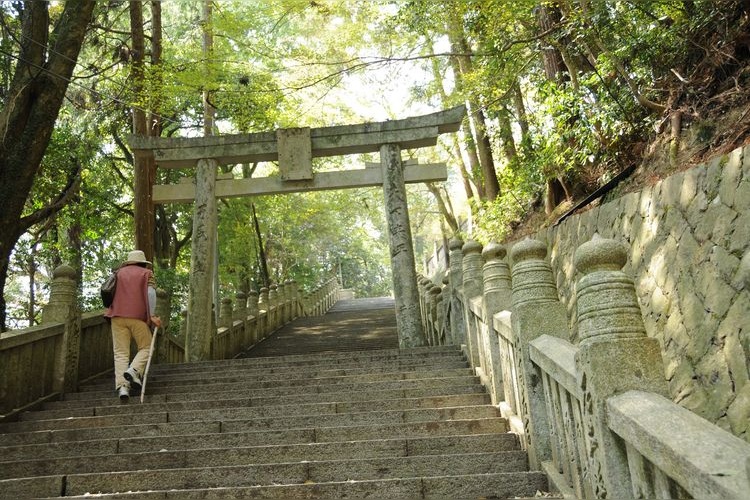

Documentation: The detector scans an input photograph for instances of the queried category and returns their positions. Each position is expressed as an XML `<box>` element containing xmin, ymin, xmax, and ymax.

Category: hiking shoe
<box><xmin>124</xmin><ymin>367</ymin><xmax>142</xmax><ymax>391</ymax></box>
<box><xmin>118</xmin><ymin>386</ymin><xmax>129</xmax><ymax>402</ymax></box>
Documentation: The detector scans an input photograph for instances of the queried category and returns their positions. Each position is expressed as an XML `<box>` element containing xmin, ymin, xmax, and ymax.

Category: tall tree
<box><xmin>0</xmin><ymin>0</ymin><xmax>96</xmax><ymax>330</ymax></box>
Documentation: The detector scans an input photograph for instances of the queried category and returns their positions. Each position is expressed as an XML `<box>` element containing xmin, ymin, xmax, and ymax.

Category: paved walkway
<box><xmin>240</xmin><ymin>297</ymin><xmax>399</xmax><ymax>358</ymax></box>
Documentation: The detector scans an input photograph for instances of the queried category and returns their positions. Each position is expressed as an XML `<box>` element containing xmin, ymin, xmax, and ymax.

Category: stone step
<box><xmin>64</xmin><ymin>374</ymin><xmax>481</xmax><ymax>401</ymax></box>
<box><xmin>151</xmin><ymin>345</ymin><xmax>463</xmax><ymax>373</ymax></box>
<box><xmin>42</xmin><ymin>383</ymin><xmax>486</xmax><ymax>411</ymax></box>
<box><xmin>148</xmin><ymin>358</ymin><xmax>471</xmax><ymax>380</ymax></box>
<box><xmin>17</xmin><ymin>472</ymin><xmax>550</xmax><ymax>499</ymax></box>
<box><xmin>68</xmin><ymin>452</ymin><xmax>528</xmax><ymax>495</ymax></box>
<box><xmin>144</xmin><ymin>359</ymin><xmax>471</xmax><ymax>382</ymax></box>
<box><xmin>0</xmin><ymin>403</ymin><xmax>500</xmax><ymax>439</ymax></box>
<box><xmin>0</xmin><ymin>432</ymin><xmax>520</xmax><ymax>480</ymax></box>
<box><xmin>0</xmin><ymin>417</ymin><xmax>509</xmax><ymax>461</ymax></box>
<box><xmin>21</xmin><ymin>393</ymin><xmax>490</xmax><ymax>422</ymax></box>
<box><xmin>77</xmin><ymin>366</ymin><xmax>474</xmax><ymax>393</ymax></box>
<box><xmin>23</xmin><ymin>392</ymin><xmax>489</xmax><ymax>422</ymax></box>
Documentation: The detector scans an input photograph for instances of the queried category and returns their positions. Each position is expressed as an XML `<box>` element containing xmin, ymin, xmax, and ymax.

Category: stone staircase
<box><xmin>0</xmin><ymin>319</ymin><xmax>549</xmax><ymax>498</ymax></box>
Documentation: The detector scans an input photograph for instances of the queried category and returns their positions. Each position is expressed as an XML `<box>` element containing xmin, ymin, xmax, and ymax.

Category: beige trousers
<box><xmin>111</xmin><ymin>317</ymin><xmax>152</xmax><ymax>390</ymax></box>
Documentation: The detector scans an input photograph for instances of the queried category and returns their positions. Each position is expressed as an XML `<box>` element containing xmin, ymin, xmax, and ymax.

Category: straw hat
<box><xmin>122</xmin><ymin>250</ymin><xmax>152</xmax><ymax>267</ymax></box>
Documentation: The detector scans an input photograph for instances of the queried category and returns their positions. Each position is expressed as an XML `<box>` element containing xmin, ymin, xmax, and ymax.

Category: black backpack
<box><xmin>101</xmin><ymin>270</ymin><xmax>118</xmax><ymax>307</ymax></box>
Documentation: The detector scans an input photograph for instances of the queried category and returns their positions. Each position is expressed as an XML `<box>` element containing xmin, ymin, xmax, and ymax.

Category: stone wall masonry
<box><xmin>527</xmin><ymin>144</ymin><xmax>749</xmax><ymax>442</ymax></box>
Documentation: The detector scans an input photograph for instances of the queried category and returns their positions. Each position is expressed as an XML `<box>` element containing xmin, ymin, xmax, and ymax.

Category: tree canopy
<box><xmin>1</xmin><ymin>0</ymin><xmax>747</xmax><ymax>331</ymax></box>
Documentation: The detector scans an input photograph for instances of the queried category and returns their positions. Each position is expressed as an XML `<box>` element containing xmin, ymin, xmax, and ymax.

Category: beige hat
<box><xmin>123</xmin><ymin>250</ymin><xmax>152</xmax><ymax>267</ymax></box>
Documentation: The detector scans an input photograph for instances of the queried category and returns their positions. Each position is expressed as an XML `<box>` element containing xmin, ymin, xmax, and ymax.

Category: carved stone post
<box><xmin>219</xmin><ymin>297</ymin><xmax>233</xmax><ymax>329</ymax></box>
<box><xmin>435</xmin><ymin>283</ymin><xmax>445</xmax><ymax>345</ymax></box>
<box><xmin>258</xmin><ymin>287</ymin><xmax>269</xmax><ymax>312</ymax></box>
<box><xmin>155</xmin><ymin>289</ymin><xmax>170</xmax><ymax>364</ymax></box>
<box><xmin>574</xmin><ymin>235</ymin><xmax>669</xmax><ymax>498</ymax></box>
<box><xmin>482</xmin><ymin>242</ymin><xmax>511</xmax><ymax>405</ymax></box>
<box><xmin>247</xmin><ymin>290</ymin><xmax>259</xmax><ymax>344</ymax></box>
<box><xmin>448</xmin><ymin>237</ymin><xmax>465</xmax><ymax>346</ymax></box>
<box><xmin>510</xmin><ymin>238</ymin><xmax>569</xmax><ymax>469</ymax></box>
<box><xmin>290</xmin><ymin>280</ymin><xmax>299</xmax><ymax>318</ymax></box>
<box><xmin>380</xmin><ymin>143</ymin><xmax>425</xmax><ymax>348</ymax></box>
<box><xmin>418</xmin><ymin>276</ymin><xmax>430</xmax><ymax>329</ymax></box>
<box><xmin>234</xmin><ymin>291</ymin><xmax>247</xmax><ymax>322</ymax></box>
<box><xmin>43</xmin><ymin>265</ymin><xmax>81</xmax><ymax>394</ymax></box>
<box><xmin>258</xmin><ymin>287</ymin><xmax>269</xmax><ymax>337</ymax></box>
<box><xmin>428</xmin><ymin>284</ymin><xmax>441</xmax><ymax>345</ymax></box>
<box><xmin>462</xmin><ymin>240</ymin><xmax>483</xmax><ymax>369</ymax></box>
<box><xmin>269</xmin><ymin>284</ymin><xmax>279</xmax><ymax>329</ymax></box>
<box><xmin>186</xmin><ymin>157</ymin><xmax>218</xmax><ymax>361</ymax></box>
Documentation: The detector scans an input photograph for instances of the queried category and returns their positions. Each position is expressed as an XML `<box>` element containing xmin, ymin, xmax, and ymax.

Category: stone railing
<box><xmin>165</xmin><ymin>278</ymin><xmax>339</xmax><ymax>363</ymax></box>
<box><xmin>1</xmin><ymin>266</ymin><xmax>338</xmax><ymax>420</ymax></box>
<box><xmin>301</xmin><ymin>278</ymin><xmax>339</xmax><ymax>317</ymax></box>
<box><xmin>420</xmin><ymin>236</ymin><xmax>750</xmax><ymax>498</ymax></box>
<box><xmin>0</xmin><ymin>266</ymin><xmax>111</xmax><ymax>419</ymax></box>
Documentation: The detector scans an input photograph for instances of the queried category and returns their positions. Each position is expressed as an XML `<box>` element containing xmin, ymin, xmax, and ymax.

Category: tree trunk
<box><xmin>252</xmin><ymin>203</ymin><xmax>270</xmax><ymax>288</ymax></box>
<box><xmin>130</xmin><ymin>1</ymin><xmax>156</xmax><ymax>262</ymax></box>
<box><xmin>426</xmin><ymin>183</ymin><xmax>459</xmax><ymax>234</ymax></box>
<box><xmin>0</xmin><ymin>0</ymin><xmax>96</xmax><ymax>330</ymax></box>
<box><xmin>447</xmin><ymin>15</ymin><xmax>500</xmax><ymax>201</ymax></box>
<box><xmin>428</xmin><ymin>41</ymin><xmax>477</xmax><ymax>202</ymax></box>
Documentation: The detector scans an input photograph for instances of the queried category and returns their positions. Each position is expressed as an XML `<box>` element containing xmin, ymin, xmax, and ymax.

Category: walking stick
<box><xmin>140</xmin><ymin>327</ymin><xmax>158</xmax><ymax>403</ymax></box>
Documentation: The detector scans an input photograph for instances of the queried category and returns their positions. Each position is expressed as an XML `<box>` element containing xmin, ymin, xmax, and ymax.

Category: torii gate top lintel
<box><xmin>127</xmin><ymin>105</ymin><xmax>466</xmax><ymax>169</ymax></box>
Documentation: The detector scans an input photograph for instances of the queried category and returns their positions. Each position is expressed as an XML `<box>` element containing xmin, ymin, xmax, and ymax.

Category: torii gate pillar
<box><xmin>381</xmin><ymin>143</ymin><xmax>426</xmax><ymax>348</ymax></box>
<box><xmin>185</xmin><ymin>158</ymin><xmax>218</xmax><ymax>361</ymax></box>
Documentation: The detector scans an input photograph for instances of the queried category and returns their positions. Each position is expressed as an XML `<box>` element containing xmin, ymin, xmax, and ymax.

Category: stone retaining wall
<box><xmin>529</xmin><ymin>144</ymin><xmax>749</xmax><ymax>442</ymax></box>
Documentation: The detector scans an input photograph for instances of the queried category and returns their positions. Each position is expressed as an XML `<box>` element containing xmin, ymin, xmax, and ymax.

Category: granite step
<box><xmin>0</xmin><ymin>432</ymin><xmax>521</xmax><ymax>480</ymax></box>
<box><xmin>6</xmin><ymin>471</ymin><xmax>550</xmax><ymax>499</ymax></box>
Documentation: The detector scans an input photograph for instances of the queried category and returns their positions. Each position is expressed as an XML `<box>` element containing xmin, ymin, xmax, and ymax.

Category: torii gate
<box><xmin>129</xmin><ymin>105</ymin><xmax>466</xmax><ymax>360</ymax></box>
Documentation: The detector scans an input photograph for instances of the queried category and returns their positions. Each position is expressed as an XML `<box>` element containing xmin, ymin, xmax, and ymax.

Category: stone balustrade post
<box><xmin>573</xmin><ymin>235</ymin><xmax>669</xmax><ymax>498</ymax></box>
<box><xmin>219</xmin><ymin>296</ymin><xmax>233</xmax><ymax>329</ymax></box>
<box><xmin>290</xmin><ymin>280</ymin><xmax>299</xmax><ymax>318</ymax></box>
<box><xmin>234</xmin><ymin>291</ymin><xmax>248</xmax><ymax>322</ymax></box>
<box><xmin>428</xmin><ymin>284</ymin><xmax>441</xmax><ymax>345</ymax></box>
<box><xmin>234</xmin><ymin>291</ymin><xmax>248</xmax><ymax>348</ymax></box>
<box><xmin>447</xmin><ymin>237</ymin><xmax>465</xmax><ymax>347</ymax></box>
<box><xmin>439</xmin><ymin>274</ymin><xmax>450</xmax><ymax>344</ymax></box>
<box><xmin>418</xmin><ymin>276</ymin><xmax>430</xmax><ymax>328</ymax></box>
<box><xmin>247</xmin><ymin>290</ymin><xmax>259</xmax><ymax>318</ymax></box>
<box><xmin>258</xmin><ymin>287</ymin><xmax>269</xmax><ymax>312</ymax></box>
<box><xmin>275</xmin><ymin>282</ymin><xmax>285</xmax><ymax>323</ymax></box>
<box><xmin>462</xmin><ymin>240</ymin><xmax>484</xmax><ymax>369</ymax></box>
<box><xmin>258</xmin><ymin>287</ymin><xmax>269</xmax><ymax>338</ymax></box>
<box><xmin>509</xmin><ymin>238</ymin><xmax>569</xmax><ymax>469</ymax></box>
<box><xmin>155</xmin><ymin>288</ymin><xmax>170</xmax><ymax>364</ymax></box>
<box><xmin>42</xmin><ymin>265</ymin><xmax>81</xmax><ymax>394</ymax></box>
<box><xmin>434</xmin><ymin>284</ymin><xmax>445</xmax><ymax>345</ymax></box>
<box><xmin>247</xmin><ymin>290</ymin><xmax>259</xmax><ymax>344</ymax></box>
<box><xmin>482</xmin><ymin>242</ymin><xmax>511</xmax><ymax>405</ymax></box>
<box><xmin>284</xmin><ymin>280</ymin><xmax>293</xmax><ymax>322</ymax></box>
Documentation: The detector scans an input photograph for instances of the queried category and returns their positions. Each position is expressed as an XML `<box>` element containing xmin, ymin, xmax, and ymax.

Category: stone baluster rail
<box><xmin>0</xmin><ymin>268</ymin><xmax>335</xmax><ymax>421</ymax></box>
<box><xmin>425</xmin><ymin>236</ymin><xmax>750</xmax><ymax>498</ymax></box>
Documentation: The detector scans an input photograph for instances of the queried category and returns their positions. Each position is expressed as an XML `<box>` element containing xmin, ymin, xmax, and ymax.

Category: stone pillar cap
<box><xmin>575</xmin><ymin>234</ymin><xmax>628</xmax><ymax>274</ymax></box>
<box><xmin>510</xmin><ymin>238</ymin><xmax>547</xmax><ymax>265</ymax></box>
<box><xmin>462</xmin><ymin>240</ymin><xmax>482</xmax><ymax>254</ymax></box>
<box><xmin>482</xmin><ymin>242</ymin><xmax>506</xmax><ymax>261</ymax></box>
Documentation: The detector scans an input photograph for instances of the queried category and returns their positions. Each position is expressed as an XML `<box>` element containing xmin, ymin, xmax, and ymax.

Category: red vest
<box><xmin>105</xmin><ymin>265</ymin><xmax>152</xmax><ymax>322</ymax></box>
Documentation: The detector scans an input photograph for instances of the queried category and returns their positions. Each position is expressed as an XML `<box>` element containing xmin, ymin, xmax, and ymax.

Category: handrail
<box><xmin>1</xmin><ymin>267</ymin><xmax>337</xmax><ymax>420</ymax></box>
<box><xmin>608</xmin><ymin>390</ymin><xmax>750</xmax><ymax>499</ymax></box>
<box><xmin>419</xmin><ymin>234</ymin><xmax>750</xmax><ymax>499</ymax></box>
